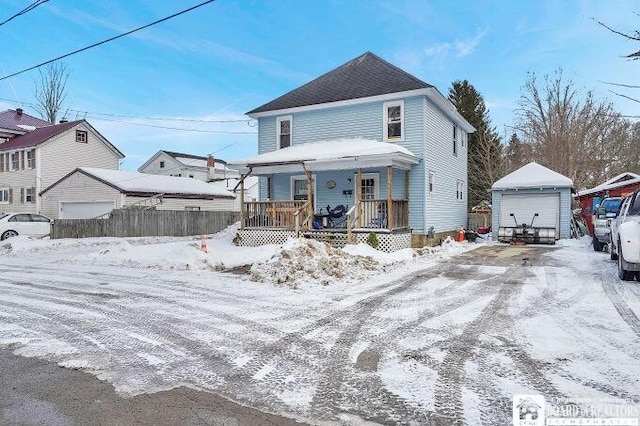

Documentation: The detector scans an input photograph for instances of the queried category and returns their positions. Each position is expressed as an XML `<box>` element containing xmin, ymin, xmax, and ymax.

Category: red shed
<box><xmin>576</xmin><ymin>172</ymin><xmax>640</xmax><ymax>235</ymax></box>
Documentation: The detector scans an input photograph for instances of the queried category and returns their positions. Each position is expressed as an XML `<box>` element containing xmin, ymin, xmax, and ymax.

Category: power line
<box><xmin>0</xmin><ymin>0</ymin><xmax>217</xmax><ymax>81</ymax></box>
<box><xmin>92</xmin><ymin>116</ymin><xmax>256</xmax><ymax>134</ymax></box>
<box><xmin>0</xmin><ymin>0</ymin><xmax>49</xmax><ymax>28</ymax></box>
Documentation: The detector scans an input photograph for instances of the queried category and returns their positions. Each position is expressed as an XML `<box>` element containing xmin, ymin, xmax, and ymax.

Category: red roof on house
<box><xmin>0</xmin><ymin>120</ymin><xmax>81</xmax><ymax>151</ymax></box>
<box><xmin>0</xmin><ymin>109</ymin><xmax>51</xmax><ymax>132</ymax></box>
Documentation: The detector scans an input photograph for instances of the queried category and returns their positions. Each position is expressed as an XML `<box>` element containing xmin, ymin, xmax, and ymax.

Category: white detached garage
<box><xmin>40</xmin><ymin>167</ymin><xmax>236</xmax><ymax>219</ymax></box>
<box><xmin>491</xmin><ymin>162</ymin><xmax>573</xmax><ymax>241</ymax></box>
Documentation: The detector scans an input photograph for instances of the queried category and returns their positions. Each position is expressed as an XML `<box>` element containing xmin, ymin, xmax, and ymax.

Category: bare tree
<box><xmin>595</xmin><ymin>17</ymin><xmax>640</xmax><ymax>60</ymax></box>
<box><xmin>516</xmin><ymin>69</ymin><xmax>620</xmax><ymax>190</ymax></box>
<box><xmin>34</xmin><ymin>62</ymin><xmax>69</xmax><ymax>124</ymax></box>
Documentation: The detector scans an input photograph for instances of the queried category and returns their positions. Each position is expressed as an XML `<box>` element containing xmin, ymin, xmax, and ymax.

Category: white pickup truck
<box><xmin>610</xmin><ymin>189</ymin><xmax>640</xmax><ymax>281</ymax></box>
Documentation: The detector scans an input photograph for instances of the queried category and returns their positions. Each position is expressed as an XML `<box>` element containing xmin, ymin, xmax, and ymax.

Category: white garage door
<box><xmin>61</xmin><ymin>201</ymin><xmax>115</xmax><ymax>219</ymax></box>
<box><xmin>500</xmin><ymin>194</ymin><xmax>560</xmax><ymax>232</ymax></box>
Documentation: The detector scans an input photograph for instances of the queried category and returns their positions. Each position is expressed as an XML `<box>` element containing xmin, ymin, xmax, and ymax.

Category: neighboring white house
<box><xmin>0</xmin><ymin>119</ymin><xmax>124</xmax><ymax>215</ymax></box>
<box><xmin>138</xmin><ymin>150</ymin><xmax>240</xmax><ymax>181</ymax></box>
<box><xmin>40</xmin><ymin>167</ymin><xmax>236</xmax><ymax>219</ymax></box>
<box><xmin>0</xmin><ymin>108</ymin><xmax>51</xmax><ymax>141</ymax></box>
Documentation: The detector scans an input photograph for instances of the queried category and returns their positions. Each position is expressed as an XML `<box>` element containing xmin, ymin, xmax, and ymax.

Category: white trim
<box><xmin>0</xmin><ymin>187</ymin><xmax>9</xmax><ymax>204</ymax></box>
<box><xmin>249</xmin><ymin>87</ymin><xmax>475</xmax><ymax>133</ymax></box>
<box><xmin>276</xmin><ymin>115</ymin><xmax>293</xmax><ymax>149</ymax></box>
<box><xmin>355</xmin><ymin>172</ymin><xmax>380</xmax><ymax>200</ymax></box>
<box><xmin>290</xmin><ymin>174</ymin><xmax>317</xmax><ymax>206</ymax></box>
<box><xmin>383</xmin><ymin>100</ymin><xmax>404</xmax><ymax>142</ymax></box>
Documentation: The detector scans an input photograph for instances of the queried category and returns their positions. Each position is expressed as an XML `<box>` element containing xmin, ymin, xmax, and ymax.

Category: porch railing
<box><xmin>357</xmin><ymin>199</ymin><xmax>409</xmax><ymax>229</ymax></box>
<box><xmin>242</xmin><ymin>200</ymin><xmax>306</xmax><ymax>229</ymax></box>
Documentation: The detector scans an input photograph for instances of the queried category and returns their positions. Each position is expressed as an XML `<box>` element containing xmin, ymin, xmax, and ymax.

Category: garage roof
<box><xmin>492</xmin><ymin>162</ymin><xmax>573</xmax><ymax>190</ymax></box>
<box><xmin>41</xmin><ymin>167</ymin><xmax>235</xmax><ymax>198</ymax></box>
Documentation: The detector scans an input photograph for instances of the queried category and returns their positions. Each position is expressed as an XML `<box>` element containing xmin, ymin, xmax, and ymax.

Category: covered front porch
<box><xmin>230</xmin><ymin>139</ymin><xmax>419</xmax><ymax>251</ymax></box>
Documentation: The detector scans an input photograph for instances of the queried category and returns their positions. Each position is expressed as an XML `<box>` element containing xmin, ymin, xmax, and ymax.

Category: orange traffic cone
<box><xmin>456</xmin><ymin>228</ymin><xmax>465</xmax><ymax>242</ymax></box>
<box><xmin>200</xmin><ymin>234</ymin><xmax>208</xmax><ymax>253</ymax></box>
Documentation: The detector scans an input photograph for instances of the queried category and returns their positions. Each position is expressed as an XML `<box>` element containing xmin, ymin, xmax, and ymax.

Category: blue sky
<box><xmin>0</xmin><ymin>0</ymin><xmax>638</xmax><ymax>170</ymax></box>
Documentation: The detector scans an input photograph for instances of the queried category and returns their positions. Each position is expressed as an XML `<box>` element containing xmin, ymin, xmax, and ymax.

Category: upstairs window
<box><xmin>383</xmin><ymin>100</ymin><xmax>404</xmax><ymax>142</ymax></box>
<box><xmin>159</xmin><ymin>161</ymin><xmax>165</xmax><ymax>169</ymax></box>
<box><xmin>76</xmin><ymin>130</ymin><xmax>88</xmax><ymax>143</ymax></box>
<box><xmin>277</xmin><ymin>116</ymin><xmax>292</xmax><ymax>149</ymax></box>
<box><xmin>453</xmin><ymin>125</ymin><xmax>458</xmax><ymax>156</ymax></box>
<box><xmin>11</xmin><ymin>152</ymin><xmax>19</xmax><ymax>170</ymax></box>
<box><xmin>26</xmin><ymin>149</ymin><xmax>35</xmax><ymax>169</ymax></box>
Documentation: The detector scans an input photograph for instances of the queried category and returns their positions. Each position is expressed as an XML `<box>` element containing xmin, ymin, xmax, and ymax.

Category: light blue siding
<box><xmin>491</xmin><ymin>187</ymin><xmax>572</xmax><ymax>239</ymax></box>
<box><xmin>423</xmin><ymin>98</ymin><xmax>468</xmax><ymax>234</ymax></box>
<box><xmin>255</xmin><ymin>94</ymin><xmax>468</xmax><ymax>235</ymax></box>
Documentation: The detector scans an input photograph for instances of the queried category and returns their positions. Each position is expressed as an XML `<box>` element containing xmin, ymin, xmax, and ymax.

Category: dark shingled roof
<box><xmin>247</xmin><ymin>52</ymin><xmax>433</xmax><ymax>115</ymax></box>
<box><xmin>0</xmin><ymin>120</ymin><xmax>81</xmax><ymax>151</ymax></box>
<box><xmin>0</xmin><ymin>109</ymin><xmax>51</xmax><ymax>132</ymax></box>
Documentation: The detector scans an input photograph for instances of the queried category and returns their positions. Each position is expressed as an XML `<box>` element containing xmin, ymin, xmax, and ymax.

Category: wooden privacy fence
<box><xmin>51</xmin><ymin>209</ymin><xmax>240</xmax><ymax>239</ymax></box>
<box><xmin>467</xmin><ymin>212</ymin><xmax>492</xmax><ymax>230</ymax></box>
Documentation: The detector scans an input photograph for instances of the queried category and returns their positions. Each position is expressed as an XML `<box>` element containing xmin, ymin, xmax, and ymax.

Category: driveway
<box><xmin>0</xmin><ymin>241</ymin><xmax>639</xmax><ymax>425</ymax></box>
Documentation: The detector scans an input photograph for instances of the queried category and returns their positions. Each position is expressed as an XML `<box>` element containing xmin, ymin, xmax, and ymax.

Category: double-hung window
<box><xmin>11</xmin><ymin>152</ymin><xmax>19</xmax><ymax>170</ymax></box>
<box><xmin>23</xmin><ymin>187</ymin><xmax>35</xmax><ymax>203</ymax></box>
<box><xmin>383</xmin><ymin>100</ymin><xmax>404</xmax><ymax>142</ymax></box>
<box><xmin>26</xmin><ymin>149</ymin><xmax>35</xmax><ymax>169</ymax></box>
<box><xmin>456</xmin><ymin>181</ymin><xmax>464</xmax><ymax>201</ymax></box>
<box><xmin>453</xmin><ymin>125</ymin><xmax>458</xmax><ymax>156</ymax></box>
<box><xmin>0</xmin><ymin>188</ymin><xmax>9</xmax><ymax>203</ymax></box>
<box><xmin>277</xmin><ymin>116</ymin><xmax>292</xmax><ymax>149</ymax></box>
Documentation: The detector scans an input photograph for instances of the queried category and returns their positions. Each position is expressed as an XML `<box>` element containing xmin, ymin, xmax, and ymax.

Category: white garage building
<box><xmin>491</xmin><ymin>162</ymin><xmax>573</xmax><ymax>240</ymax></box>
<box><xmin>40</xmin><ymin>167</ymin><xmax>235</xmax><ymax>219</ymax></box>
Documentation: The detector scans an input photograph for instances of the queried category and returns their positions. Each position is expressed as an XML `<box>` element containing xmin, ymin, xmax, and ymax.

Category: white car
<box><xmin>610</xmin><ymin>189</ymin><xmax>640</xmax><ymax>281</ymax></box>
<box><xmin>0</xmin><ymin>213</ymin><xmax>52</xmax><ymax>241</ymax></box>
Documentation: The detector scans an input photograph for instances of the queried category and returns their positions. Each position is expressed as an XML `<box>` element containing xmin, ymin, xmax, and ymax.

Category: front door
<box><xmin>355</xmin><ymin>173</ymin><xmax>380</xmax><ymax>226</ymax></box>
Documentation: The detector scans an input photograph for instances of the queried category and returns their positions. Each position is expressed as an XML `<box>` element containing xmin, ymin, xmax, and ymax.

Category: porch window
<box><xmin>277</xmin><ymin>115</ymin><xmax>292</xmax><ymax>149</ymax></box>
<box><xmin>383</xmin><ymin>100</ymin><xmax>404</xmax><ymax>142</ymax></box>
<box><xmin>291</xmin><ymin>176</ymin><xmax>308</xmax><ymax>200</ymax></box>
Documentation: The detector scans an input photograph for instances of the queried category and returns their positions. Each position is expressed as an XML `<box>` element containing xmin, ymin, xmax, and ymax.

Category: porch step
<box><xmin>301</xmin><ymin>232</ymin><xmax>349</xmax><ymax>248</ymax></box>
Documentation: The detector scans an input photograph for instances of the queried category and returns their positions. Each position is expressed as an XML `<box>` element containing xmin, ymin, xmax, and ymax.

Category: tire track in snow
<box><xmin>601</xmin><ymin>271</ymin><xmax>640</xmax><ymax>339</ymax></box>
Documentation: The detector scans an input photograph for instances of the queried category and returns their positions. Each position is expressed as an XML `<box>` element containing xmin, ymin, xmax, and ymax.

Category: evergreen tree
<box><xmin>448</xmin><ymin>80</ymin><xmax>503</xmax><ymax>209</ymax></box>
<box><xmin>504</xmin><ymin>133</ymin><xmax>532</xmax><ymax>173</ymax></box>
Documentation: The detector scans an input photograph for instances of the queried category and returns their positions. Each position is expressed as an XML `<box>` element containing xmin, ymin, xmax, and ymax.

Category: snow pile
<box><xmin>249</xmin><ymin>239</ymin><xmax>387</xmax><ymax>287</ymax></box>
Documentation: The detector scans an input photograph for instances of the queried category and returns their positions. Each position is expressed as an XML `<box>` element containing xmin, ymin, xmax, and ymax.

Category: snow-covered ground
<box><xmin>0</xmin><ymin>228</ymin><xmax>638</xmax><ymax>425</ymax></box>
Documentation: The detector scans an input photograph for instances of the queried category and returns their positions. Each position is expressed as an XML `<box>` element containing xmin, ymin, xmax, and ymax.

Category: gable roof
<box><xmin>163</xmin><ymin>150</ymin><xmax>227</xmax><ymax>165</ymax></box>
<box><xmin>247</xmin><ymin>52</ymin><xmax>433</xmax><ymax>115</ymax></box>
<box><xmin>0</xmin><ymin>120</ymin><xmax>124</xmax><ymax>158</ymax></box>
<box><xmin>492</xmin><ymin>162</ymin><xmax>573</xmax><ymax>190</ymax></box>
<box><xmin>0</xmin><ymin>109</ymin><xmax>51</xmax><ymax>133</ymax></box>
<box><xmin>577</xmin><ymin>172</ymin><xmax>640</xmax><ymax>197</ymax></box>
<box><xmin>42</xmin><ymin>167</ymin><xmax>235</xmax><ymax>198</ymax></box>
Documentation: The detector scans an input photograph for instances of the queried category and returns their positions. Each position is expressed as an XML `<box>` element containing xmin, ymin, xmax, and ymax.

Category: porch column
<box><xmin>240</xmin><ymin>175</ymin><xmax>246</xmax><ymax>229</ymax></box>
<box><xmin>306</xmin><ymin>170</ymin><xmax>313</xmax><ymax>229</ymax></box>
<box><xmin>405</xmin><ymin>170</ymin><xmax>410</xmax><ymax>227</ymax></box>
<box><xmin>356</xmin><ymin>168</ymin><xmax>362</xmax><ymax>228</ymax></box>
<box><xmin>387</xmin><ymin>166</ymin><xmax>393</xmax><ymax>230</ymax></box>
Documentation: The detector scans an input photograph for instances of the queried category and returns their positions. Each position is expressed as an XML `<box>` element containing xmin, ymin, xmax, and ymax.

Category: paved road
<box><xmin>0</xmin><ymin>349</ymin><xmax>305</xmax><ymax>426</ymax></box>
<box><xmin>1</xmin><ymin>244</ymin><xmax>639</xmax><ymax>425</ymax></box>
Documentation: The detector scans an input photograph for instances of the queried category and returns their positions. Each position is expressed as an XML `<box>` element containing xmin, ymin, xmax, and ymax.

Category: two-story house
<box><xmin>138</xmin><ymin>150</ymin><xmax>258</xmax><ymax>211</ymax></box>
<box><xmin>230</xmin><ymin>52</ymin><xmax>474</xmax><ymax>251</ymax></box>
<box><xmin>0</xmin><ymin>108</ymin><xmax>51</xmax><ymax>141</ymax></box>
<box><xmin>0</xmin><ymin>119</ymin><xmax>124</xmax><ymax>217</ymax></box>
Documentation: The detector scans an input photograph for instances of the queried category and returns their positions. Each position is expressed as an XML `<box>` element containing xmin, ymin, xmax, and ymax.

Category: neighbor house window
<box><xmin>456</xmin><ymin>181</ymin><xmax>464</xmax><ymax>201</ymax></box>
<box><xmin>189</xmin><ymin>174</ymin><xmax>194</xmax><ymax>178</ymax></box>
<box><xmin>26</xmin><ymin>149</ymin><xmax>35</xmax><ymax>169</ymax></box>
<box><xmin>0</xmin><ymin>188</ymin><xmax>9</xmax><ymax>203</ymax></box>
<box><xmin>0</xmin><ymin>153</ymin><xmax>4</xmax><ymax>172</ymax></box>
<box><xmin>428</xmin><ymin>171</ymin><xmax>434</xmax><ymax>194</ymax></box>
<box><xmin>2</xmin><ymin>153</ymin><xmax>8</xmax><ymax>172</ymax></box>
<box><xmin>11</xmin><ymin>152</ymin><xmax>19</xmax><ymax>170</ymax></box>
<box><xmin>22</xmin><ymin>187</ymin><xmax>35</xmax><ymax>203</ymax></box>
<box><xmin>76</xmin><ymin>130</ymin><xmax>88</xmax><ymax>143</ymax></box>
<box><xmin>277</xmin><ymin>116</ymin><xmax>292</xmax><ymax>149</ymax></box>
<box><xmin>453</xmin><ymin>125</ymin><xmax>458</xmax><ymax>156</ymax></box>
<box><xmin>159</xmin><ymin>161</ymin><xmax>165</xmax><ymax>168</ymax></box>
<box><xmin>185</xmin><ymin>206</ymin><xmax>201</xmax><ymax>211</ymax></box>
<box><xmin>383</xmin><ymin>100</ymin><xmax>404</xmax><ymax>142</ymax></box>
